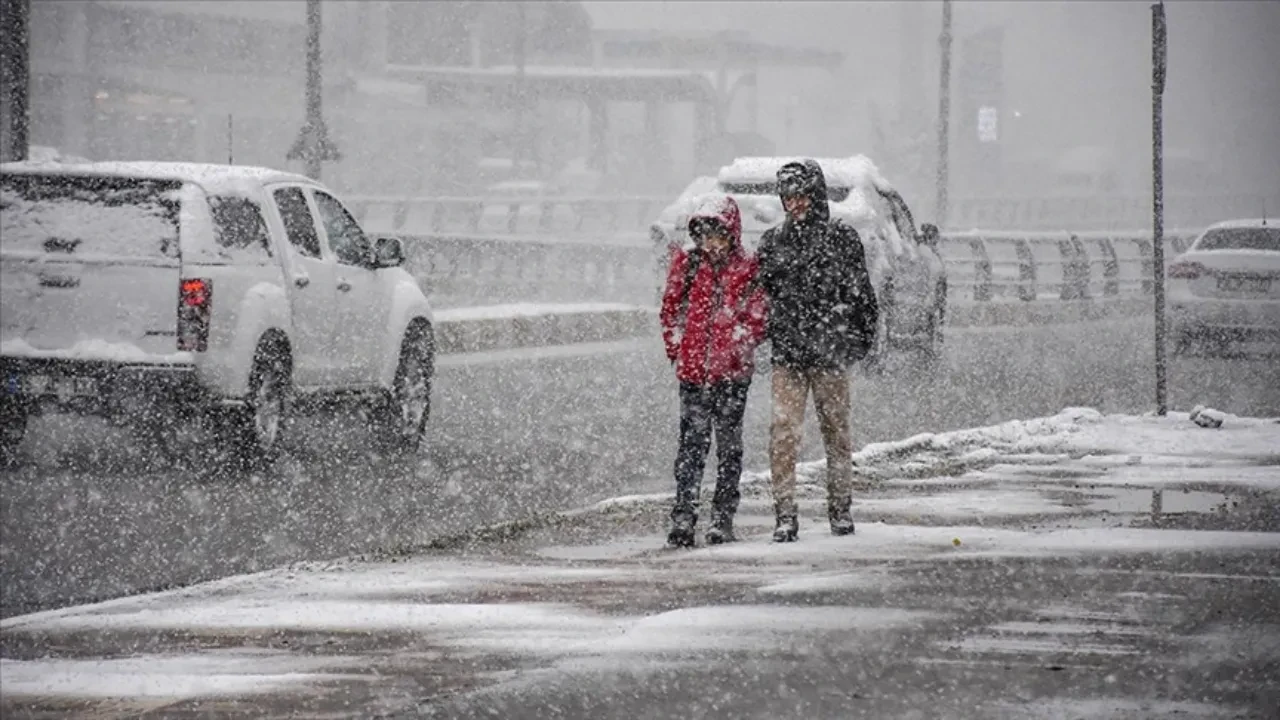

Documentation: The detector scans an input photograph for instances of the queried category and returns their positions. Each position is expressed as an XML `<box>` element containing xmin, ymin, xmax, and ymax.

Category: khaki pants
<box><xmin>769</xmin><ymin>366</ymin><xmax>854</xmax><ymax>514</ymax></box>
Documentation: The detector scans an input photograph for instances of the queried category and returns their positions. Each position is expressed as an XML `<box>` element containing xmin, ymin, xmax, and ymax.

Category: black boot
<box><xmin>772</xmin><ymin>506</ymin><xmax>798</xmax><ymax>543</ymax></box>
<box><xmin>667</xmin><ymin>513</ymin><xmax>697</xmax><ymax>548</ymax></box>
<box><xmin>705</xmin><ymin>511</ymin><xmax>736</xmax><ymax>545</ymax></box>
<box><xmin>829</xmin><ymin>496</ymin><xmax>855</xmax><ymax>536</ymax></box>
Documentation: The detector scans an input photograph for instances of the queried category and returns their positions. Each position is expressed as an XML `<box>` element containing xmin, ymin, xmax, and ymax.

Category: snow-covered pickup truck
<box><xmin>0</xmin><ymin>161</ymin><xmax>435</xmax><ymax>466</ymax></box>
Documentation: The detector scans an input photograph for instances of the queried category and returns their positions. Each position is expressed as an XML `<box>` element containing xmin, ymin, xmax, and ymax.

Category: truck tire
<box><xmin>374</xmin><ymin>324</ymin><xmax>434</xmax><ymax>457</ymax></box>
<box><xmin>217</xmin><ymin>341</ymin><xmax>290</xmax><ymax>470</ymax></box>
<box><xmin>862</xmin><ymin>282</ymin><xmax>893</xmax><ymax>376</ymax></box>
<box><xmin>922</xmin><ymin>280</ymin><xmax>947</xmax><ymax>366</ymax></box>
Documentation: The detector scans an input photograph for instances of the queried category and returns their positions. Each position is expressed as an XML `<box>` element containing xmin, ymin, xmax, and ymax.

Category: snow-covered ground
<box><xmin>2</xmin><ymin>407</ymin><xmax>1277</xmax><ymax>715</ymax></box>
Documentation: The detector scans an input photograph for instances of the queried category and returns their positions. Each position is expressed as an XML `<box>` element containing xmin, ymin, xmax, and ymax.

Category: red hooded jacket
<box><xmin>660</xmin><ymin>194</ymin><xmax>768</xmax><ymax>385</ymax></box>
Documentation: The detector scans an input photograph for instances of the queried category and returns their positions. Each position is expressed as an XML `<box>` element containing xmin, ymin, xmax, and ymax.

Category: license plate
<box><xmin>1217</xmin><ymin>275</ymin><xmax>1271</xmax><ymax>293</ymax></box>
<box><xmin>23</xmin><ymin>374</ymin><xmax>97</xmax><ymax>398</ymax></box>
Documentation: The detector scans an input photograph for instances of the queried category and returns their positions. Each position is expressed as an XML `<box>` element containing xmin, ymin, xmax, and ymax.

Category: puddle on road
<box><xmin>1084</xmin><ymin>487</ymin><xmax>1241</xmax><ymax>516</ymax></box>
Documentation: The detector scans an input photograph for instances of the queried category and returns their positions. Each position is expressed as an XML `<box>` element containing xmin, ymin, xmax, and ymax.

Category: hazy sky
<box><xmin>582</xmin><ymin>1</ymin><xmax>1280</xmax><ymax>194</ymax></box>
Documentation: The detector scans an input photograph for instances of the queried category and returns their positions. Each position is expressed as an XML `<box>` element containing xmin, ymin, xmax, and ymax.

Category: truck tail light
<box><xmin>177</xmin><ymin>278</ymin><xmax>212</xmax><ymax>352</ymax></box>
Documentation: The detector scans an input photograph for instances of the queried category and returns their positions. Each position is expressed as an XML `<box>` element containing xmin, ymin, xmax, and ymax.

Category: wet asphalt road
<box><xmin>2</xmin><ymin>319</ymin><xmax>1278</xmax><ymax>618</ymax></box>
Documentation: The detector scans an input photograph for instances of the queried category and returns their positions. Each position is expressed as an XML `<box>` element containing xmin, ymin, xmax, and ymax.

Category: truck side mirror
<box><xmin>920</xmin><ymin>223</ymin><xmax>940</xmax><ymax>249</ymax></box>
<box><xmin>373</xmin><ymin>235</ymin><xmax>406</xmax><ymax>268</ymax></box>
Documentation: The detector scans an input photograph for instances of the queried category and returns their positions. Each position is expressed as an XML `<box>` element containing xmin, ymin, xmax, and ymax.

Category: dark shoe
<box><xmin>772</xmin><ymin>513</ymin><xmax>798</xmax><ymax>543</ymax></box>
<box><xmin>667</xmin><ymin>514</ymin><xmax>696</xmax><ymax>548</ymax></box>
<box><xmin>829</xmin><ymin>497</ymin><xmax>855</xmax><ymax>536</ymax></box>
<box><xmin>705</xmin><ymin>513</ymin><xmax>736</xmax><ymax>545</ymax></box>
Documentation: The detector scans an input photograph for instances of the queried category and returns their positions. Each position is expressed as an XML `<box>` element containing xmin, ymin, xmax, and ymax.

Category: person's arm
<box><xmin>740</xmin><ymin>260</ymin><xmax>769</xmax><ymax>349</ymax></box>
<box><xmin>659</xmin><ymin>249</ymin><xmax>690</xmax><ymax>362</ymax></box>
<box><xmin>837</xmin><ymin>223</ymin><xmax>879</xmax><ymax>341</ymax></box>
<box><xmin>755</xmin><ymin>227</ymin><xmax>779</xmax><ymax>297</ymax></box>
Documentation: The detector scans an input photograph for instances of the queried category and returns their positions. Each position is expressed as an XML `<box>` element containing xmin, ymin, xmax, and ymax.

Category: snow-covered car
<box><xmin>649</xmin><ymin>156</ymin><xmax>948</xmax><ymax>365</ymax></box>
<box><xmin>1166</xmin><ymin>218</ymin><xmax>1280</xmax><ymax>357</ymax></box>
<box><xmin>0</xmin><ymin>161</ymin><xmax>435</xmax><ymax>465</ymax></box>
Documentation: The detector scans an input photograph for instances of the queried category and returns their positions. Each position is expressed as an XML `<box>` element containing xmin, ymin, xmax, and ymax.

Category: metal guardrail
<box><xmin>389</xmin><ymin>227</ymin><xmax>1208</xmax><ymax>355</ymax></box>
<box><xmin>385</xmin><ymin>224</ymin><xmax>1202</xmax><ymax>313</ymax></box>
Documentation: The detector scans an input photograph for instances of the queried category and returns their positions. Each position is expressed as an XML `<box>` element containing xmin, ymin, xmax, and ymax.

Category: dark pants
<box><xmin>672</xmin><ymin>379</ymin><xmax>751</xmax><ymax>524</ymax></box>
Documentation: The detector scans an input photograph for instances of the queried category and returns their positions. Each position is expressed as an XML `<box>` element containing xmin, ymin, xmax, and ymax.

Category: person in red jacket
<box><xmin>660</xmin><ymin>193</ymin><xmax>768</xmax><ymax>547</ymax></box>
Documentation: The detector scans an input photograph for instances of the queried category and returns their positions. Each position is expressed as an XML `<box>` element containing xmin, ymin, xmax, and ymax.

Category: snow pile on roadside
<box><xmin>740</xmin><ymin>407</ymin><xmax>1105</xmax><ymax>489</ymax></box>
<box><xmin>741</xmin><ymin>407</ymin><xmax>1280</xmax><ymax>492</ymax></box>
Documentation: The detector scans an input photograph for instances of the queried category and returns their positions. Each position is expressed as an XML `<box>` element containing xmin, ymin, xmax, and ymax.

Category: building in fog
<box><xmin>26</xmin><ymin>0</ymin><xmax>759</xmax><ymax>196</ymax></box>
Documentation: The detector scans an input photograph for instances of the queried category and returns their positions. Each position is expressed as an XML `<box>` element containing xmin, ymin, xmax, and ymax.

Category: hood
<box><xmin>686</xmin><ymin>192</ymin><xmax>743</xmax><ymax>251</ymax></box>
<box><xmin>777</xmin><ymin>159</ymin><xmax>830</xmax><ymax>224</ymax></box>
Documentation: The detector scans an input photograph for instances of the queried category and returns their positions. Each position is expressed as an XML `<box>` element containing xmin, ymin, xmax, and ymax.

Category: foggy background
<box><xmin>19</xmin><ymin>0</ymin><xmax>1280</xmax><ymax>224</ymax></box>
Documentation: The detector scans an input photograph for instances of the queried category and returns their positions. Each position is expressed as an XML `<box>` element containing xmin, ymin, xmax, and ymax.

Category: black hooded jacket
<box><xmin>756</xmin><ymin>159</ymin><xmax>879</xmax><ymax>369</ymax></box>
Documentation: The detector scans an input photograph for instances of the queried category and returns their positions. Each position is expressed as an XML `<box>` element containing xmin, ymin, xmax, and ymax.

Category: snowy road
<box><xmin>3</xmin><ymin>409</ymin><xmax>1278</xmax><ymax>718</ymax></box>
<box><xmin>2</xmin><ymin>319</ymin><xmax>1278</xmax><ymax>618</ymax></box>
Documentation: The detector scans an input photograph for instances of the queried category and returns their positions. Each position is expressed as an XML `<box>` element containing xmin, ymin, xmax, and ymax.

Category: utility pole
<box><xmin>288</xmin><ymin>0</ymin><xmax>340</xmax><ymax>179</ymax></box>
<box><xmin>0</xmin><ymin>0</ymin><xmax>30</xmax><ymax>162</ymax></box>
<box><xmin>1152</xmin><ymin>2</ymin><xmax>1168</xmax><ymax>415</ymax></box>
<box><xmin>935</xmin><ymin>0</ymin><xmax>953</xmax><ymax>229</ymax></box>
<box><xmin>513</xmin><ymin>1</ymin><xmax>527</xmax><ymax>176</ymax></box>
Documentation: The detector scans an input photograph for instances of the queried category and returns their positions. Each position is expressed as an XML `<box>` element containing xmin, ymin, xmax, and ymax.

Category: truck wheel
<box><xmin>217</xmin><ymin>343</ymin><xmax>290</xmax><ymax>469</ymax></box>
<box><xmin>375</xmin><ymin>326</ymin><xmax>433</xmax><ymax>456</ymax></box>
<box><xmin>922</xmin><ymin>284</ymin><xmax>947</xmax><ymax>366</ymax></box>
<box><xmin>0</xmin><ymin>400</ymin><xmax>29</xmax><ymax>468</ymax></box>
<box><xmin>863</xmin><ymin>290</ymin><xmax>893</xmax><ymax>376</ymax></box>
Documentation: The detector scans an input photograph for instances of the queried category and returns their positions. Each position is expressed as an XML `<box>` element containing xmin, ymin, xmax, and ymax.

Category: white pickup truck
<box><xmin>0</xmin><ymin>161</ymin><xmax>435</xmax><ymax>466</ymax></box>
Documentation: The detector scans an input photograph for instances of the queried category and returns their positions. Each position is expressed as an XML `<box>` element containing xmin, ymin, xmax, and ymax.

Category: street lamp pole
<box><xmin>935</xmin><ymin>0</ymin><xmax>953</xmax><ymax>229</ymax></box>
<box><xmin>288</xmin><ymin>0</ymin><xmax>340</xmax><ymax>179</ymax></box>
<box><xmin>0</xmin><ymin>0</ymin><xmax>30</xmax><ymax>162</ymax></box>
<box><xmin>1152</xmin><ymin>2</ymin><xmax>1168</xmax><ymax>415</ymax></box>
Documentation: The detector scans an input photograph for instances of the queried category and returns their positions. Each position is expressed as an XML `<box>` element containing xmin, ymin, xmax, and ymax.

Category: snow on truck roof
<box><xmin>717</xmin><ymin>155</ymin><xmax>894</xmax><ymax>193</ymax></box>
<box><xmin>0</xmin><ymin>160</ymin><xmax>314</xmax><ymax>195</ymax></box>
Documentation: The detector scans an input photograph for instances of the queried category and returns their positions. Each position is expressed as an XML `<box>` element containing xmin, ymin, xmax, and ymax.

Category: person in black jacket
<box><xmin>756</xmin><ymin>159</ymin><xmax>879</xmax><ymax>542</ymax></box>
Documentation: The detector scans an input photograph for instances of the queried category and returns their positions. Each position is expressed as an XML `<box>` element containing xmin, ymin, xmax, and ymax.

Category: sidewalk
<box><xmin>3</xmin><ymin>408</ymin><xmax>1279</xmax><ymax>719</ymax></box>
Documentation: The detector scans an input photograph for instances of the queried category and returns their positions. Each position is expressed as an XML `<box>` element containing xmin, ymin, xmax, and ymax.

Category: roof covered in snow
<box><xmin>1206</xmin><ymin>218</ymin><xmax>1274</xmax><ymax>230</ymax></box>
<box><xmin>717</xmin><ymin>155</ymin><xmax>895</xmax><ymax>194</ymax></box>
<box><xmin>0</xmin><ymin>161</ymin><xmax>314</xmax><ymax>195</ymax></box>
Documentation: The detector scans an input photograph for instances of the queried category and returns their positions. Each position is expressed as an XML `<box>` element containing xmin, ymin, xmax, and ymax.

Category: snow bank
<box><xmin>744</xmin><ymin>406</ymin><xmax>1280</xmax><ymax>493</ymax></box>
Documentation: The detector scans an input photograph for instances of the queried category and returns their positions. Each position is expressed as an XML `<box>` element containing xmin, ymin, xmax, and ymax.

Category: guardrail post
<box><xmin>1136</xmin><ymin>237</ymin><xmax>1154</xmax><ymax>295</ymax></box>
<box><xmin>970</xmin><ymin>237</ymin><xmax>992</xmax><ymax>302</ymax></box>
<box><xmin>1100</xmin><ymin>237</ymin><xmax>1120</xmax><ymax>297</ymax></box>
<box><xmin>1014</xmin><ymin>239</ymin><xmax>1036</xmax><ymax>301</ymax></box>
<box><xmin>1058</xmin><ymin>235</ymin><xmax>1089</xmax><ymax>300</ymax></box>
<box><xmin>1071</xmin><ymin>236</ymin><xmax>1091</xmax><ymax>299</ymax></box>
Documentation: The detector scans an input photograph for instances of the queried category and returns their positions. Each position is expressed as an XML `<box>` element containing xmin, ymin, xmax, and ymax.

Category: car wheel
<box><xmin>217</xmin><ymin>342</ymin><xmax>290</xmax><ymax>470</ymax></box>
<box><xmin>375</xmin><ymin>326</ymin><xmax>434</xmax><ymax>456</ymax></box>
<box><xmin>0</xmin><ymin>400</ymin><xmax>29</xmax><ymax>468</ymax></box>
<box><xmin>862</xmin><ymin>301</ymin><xmax>892</xmax><ymax>376</ymax></box>
<box><xmin>922</xmin><ymin>303</ymin><xmax>945</xmax><ymax>366</ymax></box>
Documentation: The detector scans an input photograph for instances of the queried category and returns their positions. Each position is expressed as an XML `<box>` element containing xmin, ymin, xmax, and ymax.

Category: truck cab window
<box><xmin>272</xmin><ymin>187</ymin><xmax>322</xmax><ymax>258</ymax></box>
<box><xmin>313</xmin><ymin>190</ymin><xmax>371</xmax><ymax>267</ymax></box>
